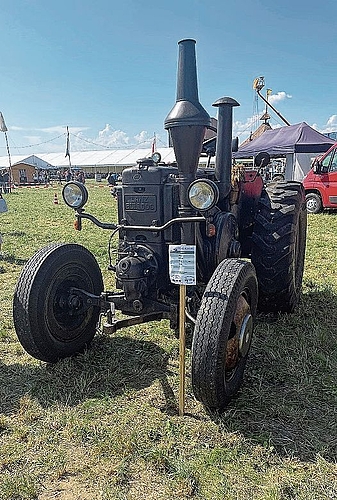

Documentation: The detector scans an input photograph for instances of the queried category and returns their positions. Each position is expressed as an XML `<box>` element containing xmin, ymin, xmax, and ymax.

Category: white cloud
<box><xmin>94</xmin><ymin>126</ymin><xmax>155</xmax><ymax>149</ymax></box>
<box><xmin>326</xmin><ymin>115</ymin><xmax>337</xmax><ymax>127</ymax></box>
<box><xmin>312</xmin><ymin>115</ymin><xmax>337</xmax><ymax>135</ymax></box>
<box><xmin>23</xmin><ymin>135</ymin><xmax>44</xmax><ymax>144</ymax></box>
<box><xmin>5</xmin><ymin>122</ymin><xmax>157</xmax><ymax>154</ymax></box>
<box><xmin>323</xmin><ymin>115</ymin><xmax>337</xmax><ymax>133</ymax></box>
<box><xmin>268</xmin><ymin>91</ymin><xmax>292</xmax><ymax>105</ymax></box>
<box><xmin>96</xmin><ymin>124</ymin><xmax>130</xmax><ymax>147</ymax></box>
<box><xmin>134</xmin><ymin>130</ymin><xmax>152</xmax><ymax>145</ymax></box>
<box><xmin>10</xmin><ymin>125</ymin><xmax>89</xmax><ymax>135</ymax></box>
<box><xmin>231</xmin><ymin>90</ymin><xmax>292</xmax><ymax>143</ymax></box>
<box><xmin>10</xmin><ymin>125</ymin><xmax>26</xmax><ymax>131</ymax></box>
<box><xmin>38</xmin><ymin>125</ymin><xmax>89</xmax><ymax>135</ymax></box>
<box><xmin>232</xmin><ymin>114</ymin><xmax>261</xmax><ymax>142</ymax></box>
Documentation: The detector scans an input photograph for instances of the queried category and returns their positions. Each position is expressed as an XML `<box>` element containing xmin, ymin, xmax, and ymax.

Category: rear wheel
<box><xmin>305</xmin><ymin>192</ymin><xmax>322</xmax><ymax>214</ymax></box>
<box><xmin>13</xmin><ymin>243</ymin><xmax>104</xmax><ymax>362</ymax></box>
<box><xmin>251</xmin><ymin>181</ymin><xmax>307</xmax><ymax>313</ymax></box>
<box><xmin>191</xmin><ymin>259</ymin><xmax>258</xmax><ymax>410</ymax></box>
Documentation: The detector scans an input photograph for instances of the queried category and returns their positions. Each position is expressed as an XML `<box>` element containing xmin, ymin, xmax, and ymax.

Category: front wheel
<box><xmin>191</xmin><ymin>259</ymin><xmax>258</xmax><ymax>411</ymax></box>
<box><xmin>305</xmin><ymin>192</ymin><xmax>322</xmax><ymax>214</ymax></box>
<box><xmin>13</xmin><ymin>243</ymin><xmax>104</xmax><ymax>362</ymax></box>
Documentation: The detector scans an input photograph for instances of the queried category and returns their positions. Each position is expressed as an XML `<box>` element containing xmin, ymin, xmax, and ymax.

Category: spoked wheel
<box><xmin>13</xmin><ymin>243</ymin><xmax>104</xmax><ymax>362</ymax></box>
<box><xmin>191</xmin><ymin>259</ymin><xmax>258</xmax><ymax>411</ymax></box>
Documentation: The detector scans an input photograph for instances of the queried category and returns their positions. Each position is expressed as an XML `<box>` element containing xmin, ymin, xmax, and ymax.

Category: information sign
<box><xmin>169</xmin><ymin>244</ymin><xmax>196</xmax><ymax>285</ymax></box>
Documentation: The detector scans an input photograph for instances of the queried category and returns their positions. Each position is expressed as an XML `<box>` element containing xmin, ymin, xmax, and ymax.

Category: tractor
<box><xmin>13</xmin><ymin>39</ymin><xmax>307</xmax><ymax>410</ymax></box>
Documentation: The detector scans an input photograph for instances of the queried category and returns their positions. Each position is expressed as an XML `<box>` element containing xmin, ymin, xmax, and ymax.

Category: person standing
<box><xmin>2</xmin><ymin>170</ymin><xmax>9</xmax><ymax>193</ymax></box>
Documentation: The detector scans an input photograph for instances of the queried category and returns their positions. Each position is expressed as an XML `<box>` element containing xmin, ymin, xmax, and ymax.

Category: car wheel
<box><xmin>305</xmin><ymin>192</ymin><xmax>322</xmax><ymax>214</ymax></box>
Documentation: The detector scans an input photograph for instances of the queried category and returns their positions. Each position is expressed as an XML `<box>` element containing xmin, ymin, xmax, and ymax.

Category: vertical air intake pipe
<box><xmin>164</xmin><ymin>39</ymin><xmax>211</xmax><ymax>244</ymax></box>
<box><xmin>213</xmin><ymin>97</ymin><xmax>240</xmax><ymax>202</ymax></box>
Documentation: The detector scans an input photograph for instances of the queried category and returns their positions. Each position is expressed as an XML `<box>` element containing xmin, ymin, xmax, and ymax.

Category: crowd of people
<box><xmin>31</xmin><ymin>169</ymin><xmax>86</xmax><ymax>185</ymax></box>
<box><xmin>1</xmin><ymin>167</ymin><xmax>120</xmax><ymax>188</ymax></box>
<box><xmin>63</xmin><ymin>169</ymin><xmax>85</xmax><ymax>184</ymax></box>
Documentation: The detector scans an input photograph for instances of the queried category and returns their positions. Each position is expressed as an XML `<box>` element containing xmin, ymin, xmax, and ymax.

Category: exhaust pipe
<box><xmin>164</xmin><ymin>39</ymin><xmax>210</xmax><ymax>243</ymax></box>
<box><xmin>213</xmin><ymin>97</ymin><xmax>240</xmax><ymax>201</ymax></box>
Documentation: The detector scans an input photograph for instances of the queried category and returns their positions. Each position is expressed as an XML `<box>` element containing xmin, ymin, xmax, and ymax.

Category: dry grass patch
<box><xmin>1</xmin><ymin>187</ymin><xmax>337</xmax><ymax>499</ymax></box>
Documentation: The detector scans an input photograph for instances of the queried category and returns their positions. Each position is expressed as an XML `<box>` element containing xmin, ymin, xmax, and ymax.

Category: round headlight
<box><xmin>187</xmin><ymin>179</ymin><xmax>219</xmax><ymax>212</ymax></box>
<box><xmin>152</xmin><ymin>152</ymin><xmax>161</xmax><ymax>164</ymax></box>
<box><xmin>62</xmin><ymin>182</ymin><xmax>88</xmax><ymax>209</ymax></box>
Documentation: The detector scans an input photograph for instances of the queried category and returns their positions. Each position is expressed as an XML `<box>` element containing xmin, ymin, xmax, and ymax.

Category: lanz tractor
<box><xmin>13</xmin><ymin>39</ymin><xmax>307</xmax><ymax>410</ymax></box>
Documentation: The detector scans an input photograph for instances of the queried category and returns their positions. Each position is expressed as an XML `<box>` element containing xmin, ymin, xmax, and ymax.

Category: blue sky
<box><xmin>1</xmin><ymin>0</ymin><xmax>336</xmax><ymax>156</ymax></box>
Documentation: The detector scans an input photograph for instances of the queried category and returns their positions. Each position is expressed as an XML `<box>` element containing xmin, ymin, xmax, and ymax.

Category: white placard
<box><xmin>169</xmin><ymin>244</ymin><xmax>196</xmax><ymax>285</ymax></box>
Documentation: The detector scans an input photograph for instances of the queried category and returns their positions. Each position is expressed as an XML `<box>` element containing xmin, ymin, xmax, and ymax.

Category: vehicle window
<box><xmin>330</xmin><ymin>149</ymin><xmax>337</xmax><ymax>172</ymax></box>
<box><xmin>322</xmin><ymin>151</ymin><xmax>332</xmax><ymax>168</ymax></box>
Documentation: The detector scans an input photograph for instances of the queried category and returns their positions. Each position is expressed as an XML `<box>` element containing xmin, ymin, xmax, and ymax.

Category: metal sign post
<box><xmin>169</xmin><ymin>244</ymin><xmax>196</xmax><ymax>416</ymax></box>
<box><xmin>179</xmin><ymin>283</ymin><xmax>186</xmax><ymax>416</ymax></box>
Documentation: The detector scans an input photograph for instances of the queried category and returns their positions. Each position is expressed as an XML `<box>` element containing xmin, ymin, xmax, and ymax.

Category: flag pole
<box><xmin>151</xmin><ymin>132</ymin><xmax>156</xmax><ymax>154</ymax></box>
<box><xmin>65</xmin><ymin>126</ymin><xmax>72</xmax><ymax>174</ymax></box>
<box><xmin>0</xmin><ymin>112</ymin><xmax>12</xmax><ymax>193</ymax></box>
<box><xmin>3</xmin><ymin>131</ymin><xmax>12</xmax><ymax>193</ymax></box>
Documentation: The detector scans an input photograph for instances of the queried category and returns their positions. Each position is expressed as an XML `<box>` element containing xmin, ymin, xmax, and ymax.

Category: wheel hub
<box><xmin>238</xmin><ymin>313</ymin><xmax>253</xmax><ymax>357</ymax></box>
<box><xmin>226</xmin><ymin>295</ymin><xmax>251</xmax><ymax>371</ymax></box>
<box><xmin>307</xmin><ymin>198</ymin><xmax>317</xmax><ymax>211</ymax></box>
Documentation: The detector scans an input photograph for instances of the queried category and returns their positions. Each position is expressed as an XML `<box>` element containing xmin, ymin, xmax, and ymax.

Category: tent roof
<box><xmin>234</xmin><ymin>122</ymin><xmax>335</xmax><ymax>158</ymax></box>
<box><xmin>0</xmin><ymin>148</ymin><xmax>176</xmax><ymax>170</ymax></box>
<box><xmin>12</xmin><ymin>154</ymin><xmax>55</xmax><ymax>170</ymax></box>
<box><xmin>0</xmin><ymin>147</ymin><xmax>217</xmax><ymax>170</ymax></box>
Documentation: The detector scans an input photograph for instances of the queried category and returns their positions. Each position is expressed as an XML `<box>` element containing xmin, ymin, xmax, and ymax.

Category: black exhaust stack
<box><xmin>165</xmin><ymin>39</ymin><xmax>210</xmax><ymax>243</ymax></box>
<box><xmin>212</xmin><ymin>97</ymin><xmax>240</xmax><ymax>202</ymax></box>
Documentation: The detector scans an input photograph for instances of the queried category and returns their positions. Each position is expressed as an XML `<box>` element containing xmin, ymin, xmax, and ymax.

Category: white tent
<box><xmin>0</xmin><ymin>148</ymin><xmax>176</xmax><ymax>171</ymax></box>
<box><xmin>0</xmin><ymin>146</ymin><xmax>213</xmax><ymax>173</ymax></box>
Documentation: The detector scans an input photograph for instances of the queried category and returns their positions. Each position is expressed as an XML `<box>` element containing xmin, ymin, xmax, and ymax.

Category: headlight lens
<box><xmin>152</xmin><ymin>152</ymin><xmax>161</xmax><ymax>164</ymax></box>
<box><xmin>62</xmin><ymin>182</ymin><xmax>88</xmax><ymax>209</ymax></box>
<box><xmin>187</xmin><ymin>179</ymin><xmax>219</xmax><ymax>211</ymax></box>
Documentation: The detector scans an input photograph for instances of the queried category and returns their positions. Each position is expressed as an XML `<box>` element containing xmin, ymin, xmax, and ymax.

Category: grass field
<box><xmin>0</xmin><ymin>182</ymin><xmax>336</xmax><ymax>500</ymax></box>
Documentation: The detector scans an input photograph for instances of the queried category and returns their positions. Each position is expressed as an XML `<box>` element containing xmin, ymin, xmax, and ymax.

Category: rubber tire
<box><xmin>251</xmin><ymin>181</ymin><xmax>307</xmax><ymax>313</ymax></box>
<box><xmin>305</xmin><ymin>192</ymin><xmax>322</xmax><ymax>214</ymax></box>
<box><xmin>13</xmin><ymin>243</ymin><xmax>104</xmax><ymax>362</ymax></box>
<box><xmin>191</xmin><ymin>259</ymin><xmax>258</xmax><ymax>411</ymax></box>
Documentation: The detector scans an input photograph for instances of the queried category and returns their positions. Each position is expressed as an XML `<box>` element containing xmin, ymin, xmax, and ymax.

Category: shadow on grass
<box><xmin>0</xmin><ymin>251</ymin><xmax>27</xmax><ymax>266</ymax></box>
<box><xmin>1</xmin><ymin>286</ymin><xmax>336</xmax><ymax>463</ymax></box>
<box><xmin>211</xmin><ymin>285</ymin><xmax>337</xmax><ymax>463</ymax></box>
<box><xmin>0</xmin><ymin>335</ymin><xmax>171</xmax><ymax>414</ymax></box>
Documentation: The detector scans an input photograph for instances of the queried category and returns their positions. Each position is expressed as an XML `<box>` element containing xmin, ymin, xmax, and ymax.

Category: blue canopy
<box><xmin>234</xmin><ymin>122</ymin><xmax>335</xmax><ymax>158</ymax></box>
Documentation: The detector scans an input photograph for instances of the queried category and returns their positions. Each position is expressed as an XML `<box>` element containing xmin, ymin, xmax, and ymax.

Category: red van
<box><xmin>303</xmin><ymin>143</ymin><xmax>337</xmax><ymax>213</ymax></box>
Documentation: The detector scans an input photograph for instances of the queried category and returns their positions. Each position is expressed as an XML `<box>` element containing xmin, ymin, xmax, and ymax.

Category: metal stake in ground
<box><xmin>179</xmin><ymin>283</ymin><xmax>186</xmax><ymax>416</ymax></box>
<box><xmin>169</xmin><ymin>244</ymin><xmax>197</xmax><ymax>416</ymax></box>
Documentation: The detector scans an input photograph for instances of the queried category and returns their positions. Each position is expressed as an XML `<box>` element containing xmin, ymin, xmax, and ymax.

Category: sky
<box><xmin>1</xmin><ymin>0</ymin><xmax>337</xmax><ymax>158</ymax></box>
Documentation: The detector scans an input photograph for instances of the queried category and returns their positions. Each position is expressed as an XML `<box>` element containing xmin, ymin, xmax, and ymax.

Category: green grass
<box><xmin>0</xmin><ymin>183</ymin><xmax>337</xmax><ymax>500</ymax></box>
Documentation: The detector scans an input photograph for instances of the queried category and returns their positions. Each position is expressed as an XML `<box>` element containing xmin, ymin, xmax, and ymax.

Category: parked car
<box><xmin>303</xmin><ymin>143</ymin><xmax>337</xmax><ymax>213</ymax></box>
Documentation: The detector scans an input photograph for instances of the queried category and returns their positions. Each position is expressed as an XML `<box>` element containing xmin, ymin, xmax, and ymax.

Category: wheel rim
<box><xmin>238</xmin><ymin>314</ymin><xmax>253</xmax><ymax>357</ymax></box>
<box><xmin>225</xmin><ymin>293</ymin><xmax>252</xmax><ymax>381</ymax></box>
<box><xmin>45</xmin><ymin>266</ymin><xmax>97</xmax><ymax>343</ymax></box>
<box><xmin>306</xmin><ymin>197</ymin><xmax>318</xmax><ymax>212</ymax></box>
